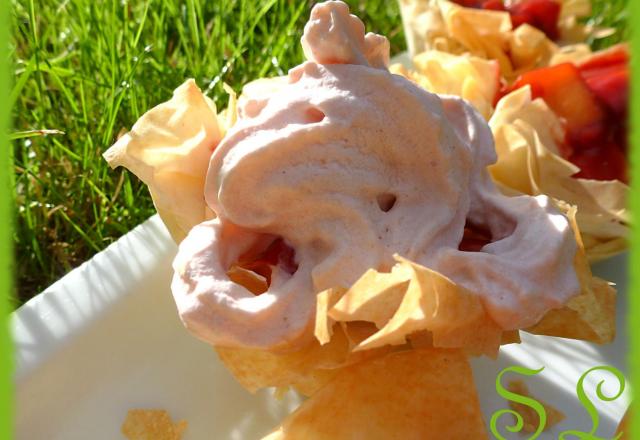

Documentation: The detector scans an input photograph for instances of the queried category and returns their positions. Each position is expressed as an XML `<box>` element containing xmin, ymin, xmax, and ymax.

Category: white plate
<box><xmin>12</xmin><ymin>214</ymin><xmax>630</xmax><ymax>439</ymax></box>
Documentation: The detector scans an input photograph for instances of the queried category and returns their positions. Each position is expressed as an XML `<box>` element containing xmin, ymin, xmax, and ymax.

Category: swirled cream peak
<box><xmin>172</xmin><ymin>0</ymin><xmax>580</xmax><ymax>350</ymax></box>
<box><xmin>301</xmin><ymin>0</ymin><xmax>390</xmax><ymax>68</ymax></box>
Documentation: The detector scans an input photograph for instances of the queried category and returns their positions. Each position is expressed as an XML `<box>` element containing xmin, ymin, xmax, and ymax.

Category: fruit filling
<box><xmin>453</xmin><ymin>0</ymin><xmax>561</xmax><ymax>40</ymax></box>
<box><xmin>458</xmin><ymin>222</ymin><xmax>493</xmax><ymax>252</ymax></box>
<box><xmin>227</xmin><ymin>237</ymin><xmax>298</xmax><ymax>295</ymax></box>
<box><xmin>500</xmin><ymin>45</ymin><xmax>629</xmax><ymax>182</ymax></box>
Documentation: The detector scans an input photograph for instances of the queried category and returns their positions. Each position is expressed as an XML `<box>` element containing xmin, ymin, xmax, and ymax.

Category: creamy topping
<box><xmin>301</xmin><ymin>1</ymin><xmax>390</xmax><ymax>68</ymax></box>
<box><xmin>172</xmin><ymin>0</ymin><xmax>579</xmax><ymax>350</ymax></box>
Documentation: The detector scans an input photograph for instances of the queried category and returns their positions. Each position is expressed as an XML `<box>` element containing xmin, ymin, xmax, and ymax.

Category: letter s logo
<box><xmin>490</xmin><ymin>366</ymin><xmax>547</xmax><ymax>440</ymax></box>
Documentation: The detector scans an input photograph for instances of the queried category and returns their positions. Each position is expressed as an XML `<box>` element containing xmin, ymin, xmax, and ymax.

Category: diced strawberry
<box><xmin>583</xmin><ymin>67</ymin><xmax>628</xmax><ymax>117</ymax></box>
<box><xmin>503</xmin><ymin>56</ymin><xmax>628</xmax><ymax>183</ymax></box>
<box><xmin>236</xmin><ymin>237</ymin><xmax>298</xmax><ymax>290</ymax></box>
<box><xmin>570</xmin><ymin>144</ymin><xmax>627</xmax><ymax>182</ymax></box>
<box><xmin>507</xmin><ymin>0</ymin><xmax>560</xmax><ymax>40</ymax></box>
<box><xmin>506</xmin><ymin>63</ymin><xmax>605</xmax><ymax>133</ymax></box>
<box><xmin>262</xmin><ymin>238</ymin><xmax>298</xmax><ymax>275</ymax></box>
<box><xmin>614</xmin><ymin>123</ymin><xmax>628</xmax><ymax>155</ymax></box>
<box><xmin>458</xmin><ymin>223</ymin><xmax>492</xmax><ymax>252</ymax></box>
<box><xmin>579</xmin><ymin>45</ymin><xmax>629</xmax><ymax>72</ymax></box>
<box><xmin>455</xmin><ymin>0</ymin><xmax>484</xmax><ymax>7</ymax></box>
<box><xmin>564</xmin><ymin>121</ymin><xmax>607</xmax><ymax>154</ymax></box>
<box><xmin>482</xmin><ymin>0</ymin><xmax>506</xmax><ymax>11</ymax></box>
<box><xmin>578</xmin><ymin>45</ymin><xmax>629</xmax><ymax>118</ymax></box>
<box><xmin>451</xmin><ymin>0</ymin><xmax>560</xmax><ymax>40</ymax></box>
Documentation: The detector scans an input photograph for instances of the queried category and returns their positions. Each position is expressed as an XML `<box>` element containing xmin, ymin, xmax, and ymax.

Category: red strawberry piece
<box><xmin>579</xmin><ymin>46</ymin><xmax>629</xmax><ymax>117</ymax></box>
<box><xmin>579</xmin><ymin>45</ymin><xmax>629</xmax><ymax>72</ymax></box>
<box><xmin>459</xmin><ymin>223</ymin><xmax>492</xmax><ymax>252</ymax></box>
<box><xmin>482</xmin><ymin>0</ymin><xmax>506</xmax><ymax>11</ymax></box>
<box><xmin>570</xmin><ymin>144</ymin><xmax>627</xmax><ymax>182</ymax></box>
<box><xmin>237</xmin><ymin>237</ymin><xmax>298</xmax><ymax>288</ymax></box>
<box><xmin>507</xmin><ymin>63</ymin><xmax>605</xmax><ymax>133</ymax></box>
<box><xmin>455</xmin><ymin>0</ymin><xmax>484</xmax><ymax>7</ymax></box>
<box><xmin>504</xmin><ymin>59</ymin><xmax>628</xmax><ymax>182</ymax></box>
<box><xmin>506</xmin><ymin>0</ymin><xmax>560</xmax><ymax>40</ymax></box>
<box><xmin>582</xmin><ymin>66</ymin><xmax>628</xmax><ymax>117</ymax></box>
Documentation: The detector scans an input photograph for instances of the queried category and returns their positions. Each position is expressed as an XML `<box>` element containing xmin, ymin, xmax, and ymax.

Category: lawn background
<box><xmin>10</xmin><ymin>0</ymin><xmax>408</xmax><ymax>305</ymax></box>
<box><xmin>9</xmin><ymin>0</ymin><xmax>628</xmax><ymax>306</ymax></box>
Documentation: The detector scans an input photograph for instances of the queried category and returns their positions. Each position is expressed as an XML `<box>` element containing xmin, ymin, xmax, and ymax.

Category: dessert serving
<box><xmin>104</xmin><ymin>1</ymin><xmax>617</xmax><ymax>437</ymax></box>
<box><xmin>396</xmin><ymin>0</ymin><xmax>630</xmax><ymax>261</ymax></box>
<box><xmin>399</xmin><ymin>0</ymin><xmax>605</xmax><ymax>78</ymax></box>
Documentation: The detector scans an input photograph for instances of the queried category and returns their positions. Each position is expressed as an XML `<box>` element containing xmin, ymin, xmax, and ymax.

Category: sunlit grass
<box><xmin>10</xmin><ymin>0</ymin><xmax>627</xmax><ymax>306</ymax></box>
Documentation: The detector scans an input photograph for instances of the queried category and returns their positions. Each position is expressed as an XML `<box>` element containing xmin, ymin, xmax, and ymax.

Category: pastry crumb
<box><xmin>508</xmin><ymin>380</ymin><xmax>565</xmax><ymax>433</ymax></box>
<box><xmin>121</xmin><ymin>409</ymin><xmax>187</xmax><ymax>440</ymax></box>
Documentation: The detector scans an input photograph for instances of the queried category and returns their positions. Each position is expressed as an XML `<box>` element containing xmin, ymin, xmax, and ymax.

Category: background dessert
<box><xmin>395</xmin><ymin>0</ymin><xmax>630</xmax><ymax>261</ymax></box>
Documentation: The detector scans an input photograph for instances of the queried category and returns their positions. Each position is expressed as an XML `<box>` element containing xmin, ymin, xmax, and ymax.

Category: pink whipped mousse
<box><xmin>171</xmin><ymin>0</ymin><xmax>579</xmax><ymax>351</ymax></box>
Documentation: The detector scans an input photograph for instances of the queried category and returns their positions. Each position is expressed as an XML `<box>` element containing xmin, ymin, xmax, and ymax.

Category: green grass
<box><xmin>10</xmin><ymin>0</ymin><xmax>627</xmax><ymax>307</ymax></box>
<box><xmin>9</xmin><ymin>0</ymin><xmax>406</xmax><ymax>306</ymax></box>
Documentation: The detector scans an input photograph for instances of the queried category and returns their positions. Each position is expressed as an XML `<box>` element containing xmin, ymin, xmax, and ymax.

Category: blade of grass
<box><xmin>9</xmin><ymin>129</ymin><xmax>65</xmax><ymax>141</ymax></box>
